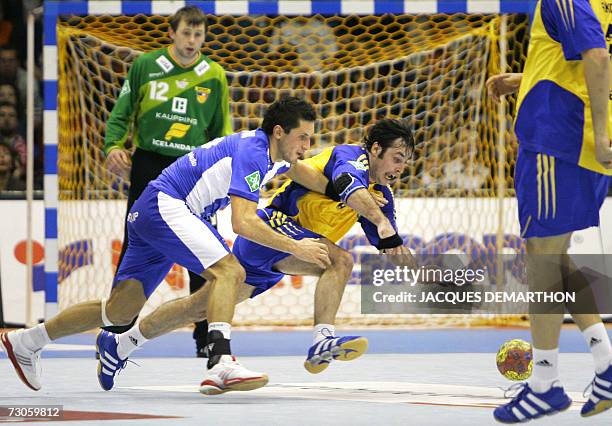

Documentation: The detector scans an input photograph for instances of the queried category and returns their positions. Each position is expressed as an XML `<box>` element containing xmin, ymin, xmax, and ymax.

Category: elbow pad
<box><xmin>325</xmin><ymin>180</ymin><xmax>341</xmax><ymax>202</ymax></box>
<box><xmin>333</xmin><ymin>173</ymin><xmax>355</xmax><ymax>201</ymax></box>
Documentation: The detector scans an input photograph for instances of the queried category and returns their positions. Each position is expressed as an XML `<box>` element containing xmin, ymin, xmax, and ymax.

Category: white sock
<box><xmin>313</xmin><ymin>324</ymin><xmax>335</xmax><ymax>344</ymax></box>
<box><xmin>529</xmin><ymin>348</ymin><xmax>560</xmax><ymax>393</ymax></box>
<box><xmin>21</xmin><ymin>324</ymin><xmax>51</xmax><ymax>352</ymax></box>
<box><xmin>117</xmin><ymin>323</ymin><xmax>148</xmax><ymax>360</ymax></box>
<box><xmin>209</xmin><ymin>322</ymin><xmax>231</xmax><ymax>340</ymax></box>
<box><xmin>583</xmin><ymin>322</ymin><xmax>612</xmax><ymax>374</ymax></box>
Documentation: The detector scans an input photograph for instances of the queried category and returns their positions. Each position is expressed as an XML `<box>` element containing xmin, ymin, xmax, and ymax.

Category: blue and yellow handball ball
<box><xmin>496</xmin><ymin>339</ymin><xmax>533</xmax><ymax>381</ymax></box>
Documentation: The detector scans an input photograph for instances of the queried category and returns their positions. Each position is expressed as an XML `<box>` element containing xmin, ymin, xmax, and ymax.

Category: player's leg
<box><xmin>103</xmin><ymin>149</ymin><xmax>174</xmax><ymax>334</ymax></box>
<box><xmin>100</xmin><ymin>190</ymin><xmax>266</xmax><ymax>393</ymax></box>
<box><xmin>233</xmin><ymin>209</ymin><xmax>367</xmax><ymax>374</ymax></box>
<box><xmin>495</xmin><ymin>149</ymin><xmax>611</xmax><ymax>422</ymax></box>
<box><xmin>190</xmin><ymin>213</ymin><xmax>219</xmax><ymax>357</ymax></box>
<box><xmin>0</xmin><ymin>199</ymin><xmax>156</xmax><ymax>391</ymax></box>
<box><xmin>494</xmin><ymin>149</ymin><xmax>574</xmax><ymax>422</ymax></box>
<box><xmin>273</xmin><ymin>244</ymin><xmax>367</xmax><ymax>373</ymax></box>
<box><xmin>189</xmin><ymin>271</ymin><xmax>208</xmax><ymax>357</ymax></box>
<box><xmin>275</xmin><ymin>239</ymin><xmax>353</xmax><ymax>325</ymax></box>
<box><xmin>525</xmin><ymin>234</ymin><xmax>568</xmax><ymax>393</ymax></box>
<box><xmin>562</xmin><ymin>252</ymin><xmax>612</xmax><ymax>416</ymax></box>
<box><xmin>0</xmin><ymin>278</ymin><xmax>148</xmax><ymax>391</ymax></box>
<box><xmin>132</xmin><ymin>254</ymin><xmax>241</xmax><ymax>339</ymax></box>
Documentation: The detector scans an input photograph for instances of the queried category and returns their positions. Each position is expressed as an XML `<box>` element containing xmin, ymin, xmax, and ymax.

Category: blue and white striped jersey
<box><xmin>151</xmin><ymin>128</ymin><xmax>290</xmax><ymax>219</ymax></box>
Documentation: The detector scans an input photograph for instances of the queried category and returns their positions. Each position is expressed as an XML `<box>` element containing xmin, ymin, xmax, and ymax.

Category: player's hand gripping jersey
<box><xmin>104</xmin><ymin>47</ymin><xmax>232</xmax><ymax>156</ymax></box>
<box><xmin>515</xmin><ymin>0</ymin><xmax>612</xmax><ymax>174</ymax></box>
<box><xmin>233</xmin><ymin>145</ymin><xmax>398</xmax><ymax>297</ymax></box>
<box><xmin>115</xmin><ymin>129</ymin><xmax>290</xmax><ymax>297</ymax></box>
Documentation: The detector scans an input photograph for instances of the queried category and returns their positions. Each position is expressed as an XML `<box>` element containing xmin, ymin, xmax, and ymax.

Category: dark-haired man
<box><xmin>233</xmin><ymin>118</ymin><xmax>415</xmax><ymax>373</ymax></box>
<box><xmin>1</xmin><ymin>97</ymin><xmax>331</xmax><ymax>396</ymax></box>
<box><xmin>103</xmin><ymin>5</ymin><xmax>231</xmax><ymax>355</ymax></box>
<box><xmin>112</xmin><ymin>119</ymin><xmax>416</xmax><ymax>378</ymax></box>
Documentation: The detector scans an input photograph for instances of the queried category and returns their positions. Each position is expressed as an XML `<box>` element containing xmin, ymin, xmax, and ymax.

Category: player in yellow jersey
<box><xmin>85</xmin><ymin>118</ymin><xmax>414</xmax><ymax>386</ymax></box>
<box><xmin>487</xmin><ymin>0</ymin><xmax>612</xmax><ymax>421</ymax></box>
<box><xmin>232</xmin><ymin>118</ymin><xmax>414</xmax><ymax>373</ymax></box>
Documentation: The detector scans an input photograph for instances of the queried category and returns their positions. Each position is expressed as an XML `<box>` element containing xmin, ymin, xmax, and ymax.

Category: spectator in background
<box><xmin>0</xmin><ymin>46</ymin><xmax>41</xmax><ymax>127</ymax></box>
<box><xmin>0</xmin><ymin>82</ymin><xmax>17</xmax><ymax>105</ymax></box>
<box><xmin>0</xmin><ymin>140</ymin><xmax>24</xmax><ymax>191</ymax></box>
<box><xmin>0</xmin><ymin>101</ymin><xmax>25</xmax><ymax>179</ymax></box>
<box><xmin>0</xmin><ymin>82</ymin><xmax>24</xmax><ymax>133</ymax></box>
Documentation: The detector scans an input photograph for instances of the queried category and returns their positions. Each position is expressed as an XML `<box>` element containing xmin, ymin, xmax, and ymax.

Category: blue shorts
<box><xmin>233</xmin><ymin>208</ymin><xmax>322</xmax><ymax>298</ymax></box>
<box><xmin>114</xmin><ymin>186</ymin><xmax>230</xmax><ymax>298</ymax></box>
<box><xmin>515</xmin><ymin>146</ymin><xmax>610</xmax><ymax>238</ymax></box>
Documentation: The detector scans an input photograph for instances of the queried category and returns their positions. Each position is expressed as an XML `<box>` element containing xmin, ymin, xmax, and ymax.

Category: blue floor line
<box><xmin>2</xmin><ymin>329</ymin><xmax>609</xmax><ymax>358</ymax></box>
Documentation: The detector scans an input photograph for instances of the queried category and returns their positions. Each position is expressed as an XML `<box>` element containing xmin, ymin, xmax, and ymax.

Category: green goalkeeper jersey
<box><xmin>104</xmin><ymin>47</ymin><xmax>232</xmax><ymax>157</ymax></box>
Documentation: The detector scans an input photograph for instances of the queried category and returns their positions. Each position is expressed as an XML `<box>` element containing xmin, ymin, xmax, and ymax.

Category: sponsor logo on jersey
<box><xmin>175</xmin><ymin>79</ymin><xmax>189</xmax><ymax>89</ymax></box>
<box><xmin>155</xmin><ymin>112</ymin><xmax>197</xmax><ymax>125</ymax></box>
<box><xmin>119</xmin><ymin>80</ymin><xmax>130</xmax><ymax>98</ymax></box>
<box><xmin>127</xmin><ymin>212</ymin><xmax>139</xmax><ymax>223</ymax></box>
<box><xmin>194</xmin><ymin>60</ymin><xmax>210</xmax><ymax>76</ymax></box>
<box><xmin>164</xmin><ymin>123</ymin><xmax>191</xmax><ymax>140</ymax></box>
<box><xmin>195</xmin><ymin>86</ymin><xmax>211</xmax><ymax>104</ymax></box>
<box><xmin>156</xmin><ymin>55</ymin><xmax>174</xmax><ymax>73</ymax></box>
<box><xmin>152</xmin><ymin>138</ymin><xmax>196</xmax><ymax>151</ymax></box>
<box><xmin>348</xmin><ymin>160</ymin><xmax>368</xmax><ymax>171</ymax></box>
<box><xmin>171</xmin><ymin>97</ymin><xmax>188</xmax><ymax>114</ymax></box>
<box><xmin>348</xmin><ymin>154</ymin><xmax>369</xmax><ymax>171</ymax></box>
<box><xmin>148</xmin><ymin>71</ymin><xmax>166</xmax><ymax>78</ymax></box>
<box><xmin>245</xmin><ymin>171</ymin><xmax>261</xmax><ymax>192</ymax></box>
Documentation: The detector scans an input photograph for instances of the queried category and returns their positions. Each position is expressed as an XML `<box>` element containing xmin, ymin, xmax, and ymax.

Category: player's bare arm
<box><xmin>582</xmin><ymin>47</ymin><xmax>612</xmax><ymax>169</ymax></box>
<box><xmin>285</xmin><ymin>160</ymin><xmax>328</xmax><ymax>194</ymax></box>
<box><xmin>230</xmin><ymin>195</ymin><xmax>331</xmax><ymax>269</ymax></box>
<box><xmin>344</xmin><ymin>187</ymin><xmax>396</xmax><ymax>239</ymax></box>
<box><xmin>485</xmin><ymin>73</ymin><xmax>522</xmax><ymax>102</ymax></box>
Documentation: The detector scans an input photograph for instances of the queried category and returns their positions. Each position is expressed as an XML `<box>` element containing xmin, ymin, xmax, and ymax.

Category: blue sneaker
<box><xmin>494</xmin><ymin>383</ymin><xmax>572</xmax><ymax>423</ymax></box>
<box><xmin>581</xmin><ymin>363</ymin><xmax>612</xmax><ymax>417</ymax></box>
<box><xmin>96</xmin><ymin>330</ymin><xmax>127</xmax><ymax>391</ymax></box>
<box><xmin>304</xmin><ymin>336</ymin><xmax>368</xmax><ymax>374</ymax></box>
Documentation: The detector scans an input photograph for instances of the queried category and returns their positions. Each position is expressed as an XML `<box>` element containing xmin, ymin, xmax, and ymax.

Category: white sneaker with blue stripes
<box><xmin>0</xmin><ymin>330</ymin><xmax>42</xmax><ymax>391</ymax></box>
<box><xmin>304</xmin><ymin>335</ymin><xmax>368</xmax><ymax>374</ymax></box>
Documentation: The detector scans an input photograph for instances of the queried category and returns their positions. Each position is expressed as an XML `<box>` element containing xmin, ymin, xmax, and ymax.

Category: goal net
<box><xmin>56</xmin><ymin>10</ymin><xmax>529</xmax><ymax>326</ymax></box>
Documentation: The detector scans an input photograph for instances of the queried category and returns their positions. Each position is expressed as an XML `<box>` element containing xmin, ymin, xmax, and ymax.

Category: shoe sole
<box><xmin>581</xmin><ymin>399</ymin><xmax>612</xmax><ymax>417</ymax></box>
<box><xmin>0</xmin><ymin>332</ymin><xmax>40</xmax><ymax>391</ymax></box>
<box><xmin>303</xmin><ymin>359</ymin><xmax>330</xmax><ymax>374</ymax></box>
<box><xmin>335</xmin><ymin>337</ymin><xmax>369</xmax><ymax>362</ymax></box>
<box><xmin>304</xmin><ymin>337</ymin><xmax>369</xmax><ymax>374</ymax></box>
<box><xmin>494</xmin><ymin>398</ymin><xmax>572</xmax><ymax>423</ymax></box>
<box><xmin>199</xmin><ymin>374</ymin><xmax>269</xmax><ymax>395</ymax></box>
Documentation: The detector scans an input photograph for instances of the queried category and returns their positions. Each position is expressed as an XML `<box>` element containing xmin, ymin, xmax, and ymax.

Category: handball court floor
<box><xmin>2</xmin><ymin>328</ymin><xmax>612</xmax><ymax>425</ymax></box>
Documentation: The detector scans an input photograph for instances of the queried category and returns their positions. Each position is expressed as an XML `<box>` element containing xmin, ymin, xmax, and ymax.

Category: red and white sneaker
<box><xmin>199</xmin><ymin>355</ymin><xmax>268</xmax><ymax>395</ymax></box>
<box><xmin>0</xmin><ymin>330</ymin><xmax>42</xmax><ymax>391</ymax></box>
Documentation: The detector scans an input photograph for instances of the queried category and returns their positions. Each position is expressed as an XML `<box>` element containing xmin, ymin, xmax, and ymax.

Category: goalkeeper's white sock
<box><xmin>313</xmin><ymin>324</ymin><xmax>335</xmax><ymax>344</ymax></box>
<box><xmin>117</xmin><ymin>323</ymin><xmax>148</xmax><ymax>359</ymax></box>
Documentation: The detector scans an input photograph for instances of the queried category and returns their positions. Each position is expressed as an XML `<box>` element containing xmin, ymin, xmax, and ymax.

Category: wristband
<box><xmin>376</xmin><ymin>233</ymin><xmax>403</xmax><ymax>250</ymax></box>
